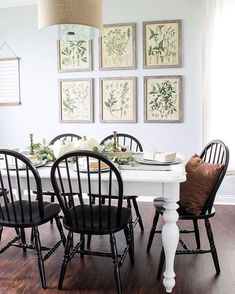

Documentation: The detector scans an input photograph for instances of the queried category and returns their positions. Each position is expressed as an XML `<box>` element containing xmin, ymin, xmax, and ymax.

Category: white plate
<box><xmin>75</xmin><ymin>167</ymin><xmax>110</xmax><ymax>173</ymax></box>
<box><xmin>4</xmin><ymin>160</ymin><xmax>47</xmax><ymax>170</ymax></box>
<box><xmin>135</xmin><ymin>158</ymin><xmax>182</xmax><ymax>165</ymax></box>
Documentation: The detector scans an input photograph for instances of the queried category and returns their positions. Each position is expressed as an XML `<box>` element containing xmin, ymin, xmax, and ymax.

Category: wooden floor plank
<box><xmin>0</xmin><ymin>203</ymin><xmax>235</xmax><ymax>293</ymax></box>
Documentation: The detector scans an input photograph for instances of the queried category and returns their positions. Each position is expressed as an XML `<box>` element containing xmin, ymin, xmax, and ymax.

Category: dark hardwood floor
<box><xmin>0</xmin><ymin>203</ymin><xmax>235</xmax><ymax>294</ymax></box>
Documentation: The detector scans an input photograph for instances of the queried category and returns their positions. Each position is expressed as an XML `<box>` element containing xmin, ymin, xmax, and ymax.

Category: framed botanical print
<box><xmin>100</xmin><ymin>77</ymin><xmax>137</xmax><ymax>123</ymax></box>
<box><xmin>57</xmin><ymin>40</ymin><xmax>92</xmax><ymax>72</ymax></box>
<box><xmin>99</xmin><ymin>23</ymin><xmax>136</xmax><ymax>70</ymax></box>
<box><xmin>143</xmin><ymin>20</ymin><xmax>182</xmax><ymax>68</ymax></box>
<box><xmin>59</xmin><ymin>78</ymin><xmax>94</xmax><ymax>123</ymax></box>
<box><xmin>144</xmin><ymin>76</ymin><xmax>182</xmax><ymax>122</ymax></box>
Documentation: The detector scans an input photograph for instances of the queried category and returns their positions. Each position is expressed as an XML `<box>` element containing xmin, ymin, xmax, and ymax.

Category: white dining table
<box><xmin>1</xmin><ymin>161</ymin><xmax>186</xmax><ymax>293</ymax></box>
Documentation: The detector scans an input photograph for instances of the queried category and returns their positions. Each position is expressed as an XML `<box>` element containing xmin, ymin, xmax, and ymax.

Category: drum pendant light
<box><xmin>38</xmin><ymin>0</ymin><xmax>103</xmax><ymax>41</ymax></box>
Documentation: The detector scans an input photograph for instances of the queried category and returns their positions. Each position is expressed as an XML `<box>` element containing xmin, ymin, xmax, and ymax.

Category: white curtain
<box><xmin>203</xmin><ymin>0</ymin><xmax>235</xmax><ymax>170</ymax></box>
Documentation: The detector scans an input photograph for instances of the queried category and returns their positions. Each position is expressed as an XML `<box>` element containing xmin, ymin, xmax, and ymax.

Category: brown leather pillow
<box><xmin>179</xmin><ymin>154</ymin><xmax>224</xmax><ymax>216</ymax></box>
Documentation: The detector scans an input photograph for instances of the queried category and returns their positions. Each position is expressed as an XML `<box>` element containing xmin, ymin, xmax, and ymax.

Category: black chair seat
<box><xmin>0</xmin><ymin>200</ymin><xmax>61</xmax><ymax>228</ymax></box>
<box><xmin>63</xmin><ymin>205</ymin><xmax>132</xmax><ymax>234</ymax></box>
<box><xmin>154</xmin><ymin>197</ymin><xmax>193</xmax><ymax>215</ymax></box>
<box><xmin>154</xmin><ymin>197</ymin><xmax>216</xmax><ymax>220</ymax></box>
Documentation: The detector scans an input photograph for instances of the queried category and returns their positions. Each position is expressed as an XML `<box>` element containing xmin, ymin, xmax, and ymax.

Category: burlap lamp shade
<box><xmin>38</xmin><ymin>0</ymin><xmax>103</xmax><ymax>41</ymax></box>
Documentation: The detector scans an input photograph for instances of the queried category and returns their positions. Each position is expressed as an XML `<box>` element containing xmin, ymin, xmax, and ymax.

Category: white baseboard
<box><xmin>138</xmin><ymin>195</ymin><xmax>235</xmax><ymax>205</ymax></box>
<box><xmin>138</xmin><ymin>196</ymin><xmax>156</xmax><ymax>202</ymax></box>
<box><xmin>215</xmin><ymin>195</ymin><xmax>235</xmax><ymax>205</ymax></box>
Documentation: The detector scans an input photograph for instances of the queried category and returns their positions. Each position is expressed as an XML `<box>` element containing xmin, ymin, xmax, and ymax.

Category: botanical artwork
<box><xmin>143</xmin><ymin>20</ymin><xmax>181</xmax><ymax>68</ymax></box>
<box><xmin>58</xmin><ymin>40</ymin><xmax>92</xmax><ymax>72</ymax></box>
<box><xmin>144</xmin><ymin>76</ymin><xmax>182</xmax><ymax>122</ymax></box>
<box><xmin>100</xmin><ymin>23</ymin><xmax>136</xmax><ymax>70</ymax></box>
<box><xmin>60</xmin><ymin>79</ymin><xmax>93</xmax><ymax>123</ymax></box>
<box><xmin>100</xmin><ymin>78</ymin><xmax>136</xmax><ymax>122</ymax></box>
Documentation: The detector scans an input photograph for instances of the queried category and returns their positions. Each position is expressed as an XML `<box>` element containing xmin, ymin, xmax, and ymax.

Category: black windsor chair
<box><xmin>100</xmin><ymin>133</ymin><xmax>144</xmax><ymax>232</ymax></box>
<box><xmin>146</xmin><ymin>140</ymin><xmax>229</xmax><ymax>277</ymax></box>
<box><xmin>0</xmin><ymin>149</ymin><xmax>66</xmax><ymax>288</ymax></box>
<box><xmin>50</xmin><ymin>150</ymin><xmax>134</xmax><ymax>293</ymax></box>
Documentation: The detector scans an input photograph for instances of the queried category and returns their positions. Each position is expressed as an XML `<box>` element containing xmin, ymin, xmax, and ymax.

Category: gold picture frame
<box><xmin>99</xmin><ymin>23</ymin><xmax>136</xmax><ymax>70</ymax></box>
<box><xmin>59</xmin><ymin>78</ymin><xmax>94</xmax><ymax>123</ymax></box>
<box><xmin>57</xmin><ymin>40</ymin><xmax>92</xmax><ymax>72</ymax></box>
<box><xmin>143</xmin><ymin>20</ymin><xmax>182</xmax><ymax>68</ymax></box>
<box><xmin>100</xmin><ymin>77</ymin><xmax>137</xmax><ymax>123</ymax></box>
<box><xmin>144</xmin><ymin>76</ymin><xmax>182</xmax><ymax>122</ymax></box>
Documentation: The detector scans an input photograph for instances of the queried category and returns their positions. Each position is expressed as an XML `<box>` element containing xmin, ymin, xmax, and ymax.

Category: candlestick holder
<box><xmin>29</xmin><ymin>133</ymin><xmax>34</xmax><ymax>155</ymax></box>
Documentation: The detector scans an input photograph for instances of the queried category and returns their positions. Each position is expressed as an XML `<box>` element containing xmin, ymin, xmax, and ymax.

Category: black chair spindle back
<box><xmin>0</xmin><ymin>149</ymin><xmax>44</xmax><ymax>226</ymax></box>
<box><xmin>100</xmin><ymin>133</ymin><xmax>143</xmax><ymax>152</ymax></box>
<box><xmin>49</xmin><ymin>133</ymin><xmax>81</xmax><ymax>145</ymax></box>
<box><xmin>199</xmin><ymin>140</ymin><xmax>229</xmax><ymax>214</ymax></box>
<box><xmin>51</xmin><ymin>150</ymin><xmax>124</xmax><ymax>233</ymax></box>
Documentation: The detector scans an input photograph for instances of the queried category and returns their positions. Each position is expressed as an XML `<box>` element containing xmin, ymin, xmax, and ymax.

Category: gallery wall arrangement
<box><xmin>56</xmin><ymin>19</ymin><xmax>182</xmax><ymax>124</ymax></box>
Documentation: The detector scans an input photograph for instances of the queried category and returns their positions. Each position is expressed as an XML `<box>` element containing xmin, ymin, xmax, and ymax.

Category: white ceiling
<box><xmin>0</xmin><ymin>0</ymin><xmax>37</xmax><ymax>8</ymax></box>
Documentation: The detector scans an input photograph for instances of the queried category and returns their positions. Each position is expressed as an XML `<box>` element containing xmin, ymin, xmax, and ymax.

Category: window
<box><xmin>203</xmin><ymin>0</ymin><xmax>235</xmax><ymax>170</ymax></box>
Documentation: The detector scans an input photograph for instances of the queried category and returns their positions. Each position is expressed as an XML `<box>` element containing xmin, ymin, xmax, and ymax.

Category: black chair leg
<box><xmin>0</xmin><ymin>226</ymin><xmax>3</xmax><ymax>242</ymax></box>
<box><xmin>127</xmin><ymin>198</ymin><xmax>131</xmax><ymax>209</ymax></box>
<box><xmin>126</xmin><ymin>198</ymin><xmax>135</xmax><ymax>252</ymax></box>
<box><xmin>131</xmin><ymin>197</ymin><xmax>144</xmax><ymax>231</ymax></box>
<box><xmin>20</xmin><ymin>228</ymin><xmax>27</xmax><ymax>252</ymax></box>
<box><xmin>179</xmin><ymin>236</ymin><xmax>188</xmax><ymax>250</ymax></box>
<box><xmin>147</xmin><ymin>210</ymin><xmax>160</xmax><ymax>252</ymax></box>
<box><xmin>157</xmin><ymin>247</ymin><xmax>165</xmax><ymax>279</ymax></box>
<box><xmin>30</xmin><ymin>229</ymin><xmax>34</xmax><ymax>243</ymax></box>
<box><xmin>124</xmin><ymin>224</ymin><xmax>134</xmax><ymax>264</ymax></box>
<box><xmin>33</xmin><ymin>226</ymin><xmax>47</xmax><ymax>289</ymax></box>
<box><xmin>87</xmin><ymin>234</ymin><xmax>91</xmax><ymax>248</ymax></box>
<box><xmin>205</xmin><ymin>218</ymin><xmax>220</xmax><ymax>274</ymax></box>
<box><xmin>110</xmin><ymin>233</ymin><xmax>122</xmax><ymax>294</ymax></box>
<box><xmin>58</xmin><ymin>231</ymin><xmax>73</xmax><ymax>290</ymax></box>
<box><xmin>193</xmin><ymin>219</ymin><xmax>201</xmax><ymax>249</ymax></box>
<box><xmin>54</xmin><ymin>215</ymin><xmax>66</xmax><ymax>247</ymax></box>
<box><xmin>80</xmin><ymin>234</ymin><xmax>85</xmax><ymax>259</ymax></box>
<box><xmin>50</xmin><ymin>194</ymin><xmax>55</xmax><ymax>224</ymax></box>
<box><xmin>129</xmin><ymin>220</ymin><xmax>135</xmax><ymax>255</ymax></box>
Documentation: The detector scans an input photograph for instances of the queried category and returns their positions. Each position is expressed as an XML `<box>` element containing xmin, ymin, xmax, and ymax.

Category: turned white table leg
<box><xmin>162</xmin><ymin>183</ymin><xmax>180</xmax><ymax>293</ymax></box>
